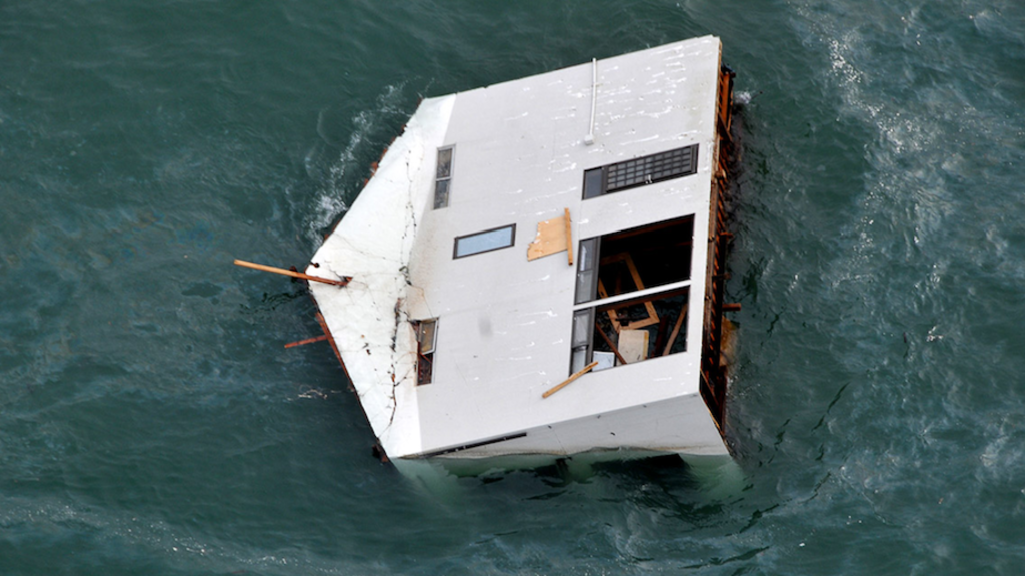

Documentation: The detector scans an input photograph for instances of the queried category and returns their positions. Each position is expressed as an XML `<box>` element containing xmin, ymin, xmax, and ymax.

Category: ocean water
<box><xmin>2</xmin><ymin>0</ymin><xmax>1025</xmax><ymax>574</ymax></box>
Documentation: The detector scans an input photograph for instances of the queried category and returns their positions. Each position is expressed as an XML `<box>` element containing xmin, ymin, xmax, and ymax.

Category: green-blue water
<box><xmin>3</xmin><ymin>1</ymin><xmax>1025</xmax><ymax>574</ymax></box>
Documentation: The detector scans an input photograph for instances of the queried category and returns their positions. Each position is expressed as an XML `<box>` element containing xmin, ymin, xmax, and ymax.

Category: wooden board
<box><xmin>527</xmin><ymin>210</ymin><xmax>570</xmax><ymax>261</ymax></box>
<box><xmin>618</xmin><ymin>329</ymin><xmax>650</xmax><ymax>364</ymax></box>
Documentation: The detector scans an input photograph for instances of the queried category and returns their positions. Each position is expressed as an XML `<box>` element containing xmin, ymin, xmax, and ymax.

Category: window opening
<box><xmin>569</xmin><ymin>215</ymin><xmax>695</xmax><ymax>375</ymax></box>
<box><xmin>582</xmin><ymin>144</ymin><xmax>698</xmax><ymax>199</ymax></box>
<box><xmin>454</xmin><ymin>224</ymin><xmax>516</xmax><ymax>259</ymax></box>
<box><xmin>434</xmin><ymin>147</ymin><xmax>453</xmax><ymax>208</ymax></box>
<box><xmin>569</xmin><ymin>287</ymin><xmax>690</xmax><ymax>375</ymax></box>
<box><xmin>574</xmin><ymin>216</ymin><xmax>694</xmax><ymax>305</ymax></box>
<box><xmin>416</xmin><ymin>319</ymin><xmax>438</xmax><ymax>385</ymax></box>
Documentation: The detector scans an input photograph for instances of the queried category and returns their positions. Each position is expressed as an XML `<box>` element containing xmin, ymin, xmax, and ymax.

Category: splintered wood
<box><xmin>527</xmin><ymin>208</ymin><xmax>573</xmax><ymax>264</ymax></box>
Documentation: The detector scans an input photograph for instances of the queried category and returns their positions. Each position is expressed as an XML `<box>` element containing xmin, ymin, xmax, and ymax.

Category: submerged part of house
<box><xmin>306</xmin><ymin>35</ymin><xmax>737</xmax><ymax>467</ymax></box>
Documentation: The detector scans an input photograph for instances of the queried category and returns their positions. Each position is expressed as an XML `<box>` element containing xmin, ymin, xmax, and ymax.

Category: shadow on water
<box><xmin>394</xmin><ymin>452</ymin><xmax>749</xmax><ymax>510</ymax></box>
<box><xmin>236</xmin><ymin>283</ymin><xmax>310</xmax><ymax>316</ymax></box>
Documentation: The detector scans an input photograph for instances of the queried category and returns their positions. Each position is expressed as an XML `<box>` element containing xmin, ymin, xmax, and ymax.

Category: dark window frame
<box><xmin>570</xmin><ymin>308</ymin><xmax>595</xmax><ymax>374</ymax></box>
<box><xmin>582</xmin><ymin>144</ymin><xmax>699</xmax><ymax>199</ymax></box>
<box><xmin>434</xmin><ymin>146</ymin><xmax>454</xmax><ymax>209</ymax></box>
<box><xmin>575</xmin><ymin>237</ymin><xmax>601</xmax><ymax>305</ymax></box>
<box><xmin>453</xmin><ymin>223</ymin><xmax>517</xmax><ymax>259</ymax></box>
<box><xmin>573</xmin><ymin>215</ymin><xmax>694</xmax><ymax>305</ymax></box>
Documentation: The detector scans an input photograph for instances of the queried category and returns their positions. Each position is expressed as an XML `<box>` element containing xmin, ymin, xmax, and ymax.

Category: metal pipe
<box><xmin>584</xmin><ymin>58</ymin><xmax>597</xmax><ymax>145</ymax></box>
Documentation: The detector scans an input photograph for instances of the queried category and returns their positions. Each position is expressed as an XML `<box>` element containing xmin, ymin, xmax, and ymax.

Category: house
<box><xmin>304</xmin><ymin>35</ymin><xmax>737</xmax><ymax>473</ymax></box>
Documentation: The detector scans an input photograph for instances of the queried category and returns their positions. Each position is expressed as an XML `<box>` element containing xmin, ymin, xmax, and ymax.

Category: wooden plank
<box><xmin>564</xmin><ymin>207</ymin><xmax>574</xmax><ymax>266</ymax></box>
<box><xmin>661</xmin><ymin>303</ymin><xmax>689</xmax><ymax>356</ymax></box>
<box><xmin>284</xmin><ymin>334</ymin><xmax>330</xmax><ymax>349</ymax></box>
<box><xmin>595</xmin><ymin>252</ymin><xmax>659</xmax><ymax>331</ymax></box>
<box><xmin>653</xmin><ymin>315</ymin><xmax>670</xmax><ymax>356</ymax></box>
<box><xmin>542</xmin><ymin>361</ymin><xmax>599</xmax><ymax>399</ymax></box>
<box><xmin>622</xmin><ymin>255</ymin><xmax>660</xmax><ymax>328</ymax></box>
<box><xmin>234</xmin><ymin>259</ymin><xmax>350</xmax><ymax>287</ymax></box>
<box><xmin>596</xmin><ymin>280</ymin><xmax>620</xmax><ymax>332</ymax></box>
<box><xmin>526</xmin><ymin>212</ymin><xmax>569</xmax><ymax>261</ymax></box>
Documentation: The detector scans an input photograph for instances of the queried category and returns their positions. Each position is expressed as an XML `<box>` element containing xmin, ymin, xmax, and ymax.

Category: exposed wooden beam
<box><xmin>284</xmin><ymin>334</ymin><xmax>330</xmax><ymax>349</ymax></box>
<box><xmin>662</xmin><ymin>303</ymin><xmax>689</xmax><ymax>357</ymax></box>
<box><xmin>594</xmin><ymin>323</ymin><xmax>628</xmax><ymax>365</ymax></box>
<box><xmin>564</xmin><ymin>207</ymin><xmax>574</xmax><ymax>266</ymax></box>
<box><xmin>234</xmin><ymin>259</ymin><xmax>351</xmax><ymax>287</ymax></box>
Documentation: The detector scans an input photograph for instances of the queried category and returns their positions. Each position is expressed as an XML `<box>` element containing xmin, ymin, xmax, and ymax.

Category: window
<box><xmin>575</xmin><ymin>237</ymin><xmax>600</xmax><ymax>304</ymax></box>
<box><xmin>569</xmin><ymin>216</ymin><xmax>696</xmax><ymax>375</ymax></box>
<box><xmin>574</xmin><ymin>216</ymin><xmax>694</xmax><ymax>304</ymax></box>
<box><xmin>583</xmin><ymin>144</ymin><xmax>699</xmax><ymax>199</ymax></box>
<box><xmin>570</xmin><ymin>309</ymin><xmax>594</xmax><ymax>373</ymax></box>
<box><xmin>434</xmin><ymin>147</ymin><xmax>453</xmax><ymax>208</ymax></box>
<box><xmin>569</xmin><ymin>287</ymin><xmax>691</xmax><ymax>374</ymax></box>
<box><xmin>454</xmin><ymin>224</ymin><xmax>516</xmax><ymax>259</ymax></box>
<box><xmin>416</xmin><ymin>319</ymin><xmax>438</xmax><ymax>385</ymax></box>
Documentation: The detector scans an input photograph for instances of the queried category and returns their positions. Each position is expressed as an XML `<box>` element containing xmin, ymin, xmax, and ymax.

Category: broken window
<box><xmin>574</xmin><ymin>216</ymin><xmax>694</xmax><ymax>304</ymax></box>
<box><xmin>570</xmin><ymin>287</ymin><xmax>691</xmax><ymax>375</ymax></box>
<box><xmin>416</xmin><ymin>319</ymin><xmax>438</xmax><ymax>385</ymax></box>
<box><xmin>454</xmin><ymin>224</ymin><xmax>516</xmax><ymax>259</ymax></box>
<box><xmin>582</xmin><ymin>144</ymin><xmax>699</xmax><ymax>199</ymax></box>
<box><xmin>569</xmin><ymin>215</ymin><xmax>695</xmax><ymax>375</ymax></box>
<box><xmin>434</xmin><ymin>147</ymin><xmax>453</xmax><ymax>208</ymax></box>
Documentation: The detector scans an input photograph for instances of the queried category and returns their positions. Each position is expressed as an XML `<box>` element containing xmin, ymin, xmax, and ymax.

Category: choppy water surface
<box><xmin>2</xmin><ymin>0</ymin><xmax>1024</xmax><ymax>574</ymax></box>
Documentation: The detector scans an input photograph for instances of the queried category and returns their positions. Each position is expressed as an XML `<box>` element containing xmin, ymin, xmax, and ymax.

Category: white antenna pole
<box><xmin>584</xmin><ymin>58</ymin><xmax>597</xmax><ymax>145</ymax></box>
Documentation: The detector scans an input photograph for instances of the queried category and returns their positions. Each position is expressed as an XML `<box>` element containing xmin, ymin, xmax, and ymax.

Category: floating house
<box><xmin>302</xmin><ymin>35</ymin><xmax>737</xmax><ymax>472</ymax></box>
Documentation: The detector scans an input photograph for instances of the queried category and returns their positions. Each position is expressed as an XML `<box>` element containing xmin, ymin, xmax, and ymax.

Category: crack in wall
<box><xmin>314</xmin><ymin>130</ymin><xmax>431</xmax><ymax>447</ymax></box>
<box><xmin>381</xmin><ymin>156</ymin><xmax>422</xmax><ymax>435</ymax></box>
